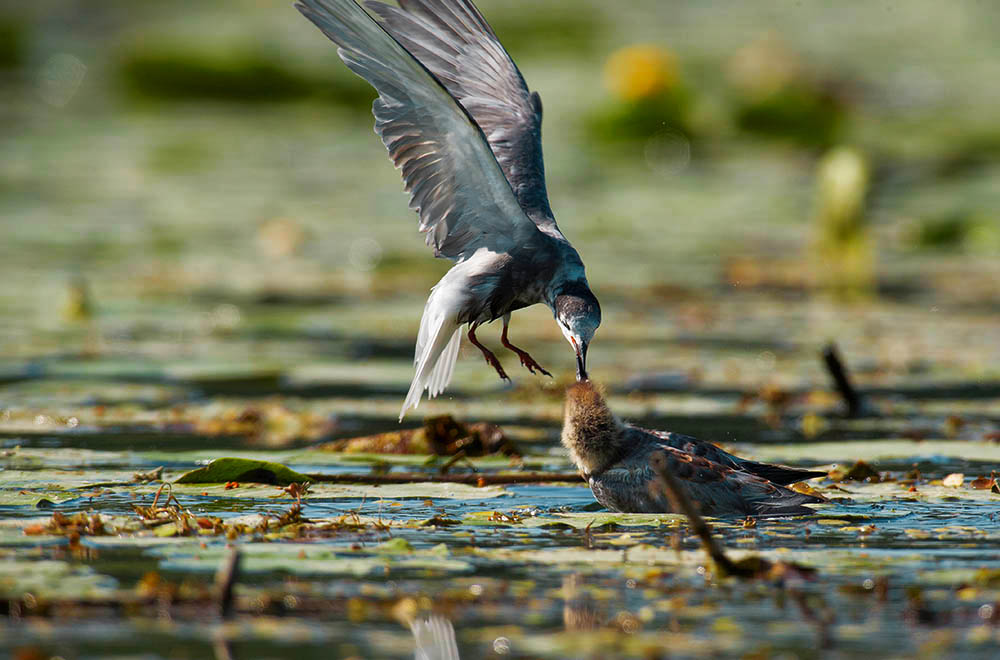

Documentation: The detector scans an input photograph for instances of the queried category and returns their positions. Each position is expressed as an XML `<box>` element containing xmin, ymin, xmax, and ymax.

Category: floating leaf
<box><xmin>375</xmin><ymin>538</ymin><xmax>413</xmax><ymax>554</ymax></box>
<box><xmin>162</xmin><ymin>480</ymin><xmax>508</xmax><ymax>501</ymax></box>
<box><xmin>151</xmin><ymin>543</ymin><xmax>473</xmax><ymax>576</ymax></box>
<box><xmin>318</xmin><ymin>415</ymin><xmax>516</xmax><ymax>456</ymax></box>
<box><xmin>941</xmin><ymin>473</ymin><xmax>965</xmax><ymax>488</ymax></box>
<box><xmin>0</xmin><ymin>490</ymin><xmax>76</xmax><ymax>507</ymax></box>
<box><xmin>0</xmin><ymin>559</ymin><xmax>118</xmax><ymax>599</ymax></box>
<box><xmin>174</xmin><ymin>457</ymin><xmax>312</xmax><ymax>486</ymax></box>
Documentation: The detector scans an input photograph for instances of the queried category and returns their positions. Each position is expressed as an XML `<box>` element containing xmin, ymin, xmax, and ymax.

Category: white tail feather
<box><xmin>400</xmin><ymin>311</ymin><xmax>462</xmax><ymax>421</ymax></box>
<box><xmin>399</xmin><ymin>247</ymin><xmax>499</xmax><ymax>420</ymax></box>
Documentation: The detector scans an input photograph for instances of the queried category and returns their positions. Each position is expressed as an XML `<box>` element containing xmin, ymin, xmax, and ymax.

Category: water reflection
<box><xmin>410</xmin><ymin>614</ymin><xmax>459</xmax><ymax>660</ymax></box>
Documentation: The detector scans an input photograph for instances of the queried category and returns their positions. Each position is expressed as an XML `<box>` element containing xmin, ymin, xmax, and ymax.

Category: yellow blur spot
<box><xmin>604</xmin><ymin>44</ymin><xmax>678</xmax><ymax>102</ymax></box>
<box><xmin>62</xmin><ymin>276</ymin><xmax>93</xmax><ymax>323</ymax></box>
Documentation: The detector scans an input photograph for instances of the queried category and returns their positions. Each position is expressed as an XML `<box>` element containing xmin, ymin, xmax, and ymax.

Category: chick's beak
<box><xmin>572</xmin><ymin>338</ymin><xmax>589</xmax><ymax>381</ymax></box>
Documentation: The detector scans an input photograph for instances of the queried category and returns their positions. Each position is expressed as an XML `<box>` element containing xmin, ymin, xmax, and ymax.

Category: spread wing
<box><xmin>365</xmin><ymin>0</ymin><xmax>560</xmax><ymax>235</ymax></box>
<box><xmin>296</xmin><ymin>0</ymin><xmax>540</xmax><ymax>260</ymax></box>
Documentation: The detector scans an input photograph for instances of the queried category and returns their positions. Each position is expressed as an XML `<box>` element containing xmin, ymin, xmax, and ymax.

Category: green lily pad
<box><xmin>174</xmin><ymin>457</ymin><xmax>313</xmax><ymax>486</ymax></box>
<box><xmin>163</xmin><ymin>480</ymin><xmax>507</xmax><ymax>500</ymax></box>
<box><xmin>0</xmin><ymin>468</ymin><xmax>138</xmax><ymax>490</ymax></box>
<box><xmin>151</xmin><ymin>543</ymin><xmax>473</xmax><ymax>576</ymax></box>
<box><xmin>0</xmin><ymin>559</ymin><xmax>118</xmax><ymax>599</ymax></box>
<box><xmin>0</xmin><ymin>489</ymin><xmax>77</xmax><ymax>507</ymax></box>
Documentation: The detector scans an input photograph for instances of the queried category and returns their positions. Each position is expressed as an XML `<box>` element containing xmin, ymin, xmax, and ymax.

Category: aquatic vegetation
<box><xmin>320</xmin><ymin>414</ymin><xmax>517</xmax><ymax>456</ymax></box>
<box><xmin>811</xmin><ymin>146</ymin><xmax>875</xmax><ymax>300</ymax></box>
<box><xmin>3</xmin><ymin>0</ymin><xmax>1000</xmax><ymax>657</ymax></box>
<box><xmin>727</xmin><ymin>34</ymin><xmax>848</xmax><ymax>147</ymax></box>
<box><xmin>0</xmin><ymin>17</ymin><xmax>25</xmax><ymax>71</ymax></box>
<box><xmin>117</xmin><ymin>42</ymin><xmax>372</xmax><ymax>108</ymax></box>
<box><xmin>587</xmin><ymin>44</ymin><xmax>694</xmax><ymax>150</ymax></box>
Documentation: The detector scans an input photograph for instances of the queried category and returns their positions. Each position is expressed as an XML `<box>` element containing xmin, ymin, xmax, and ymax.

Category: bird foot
<box><xmin>468</xmin><ymin>324</ymin><xmax>509</xmax><ymax>382</ymax></box>
<box><xmin>514</xmin><ymin>350</ymin><xmax>551</xmax><ymax>377</ymax></box>
<box><xmin>500</xmin><ymin>327</ymin><xmax>552</xmax><ymax>377</ymax></box>
<box><xmin>482</xmin><ymin>352</ymin><xmax>510</xmax><ymax>381</ymax></box>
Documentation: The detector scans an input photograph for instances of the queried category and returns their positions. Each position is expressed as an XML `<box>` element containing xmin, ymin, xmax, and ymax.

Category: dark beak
<box><xmin>574</xmin><ymin>339</ymin><xmax>588</xmax><ymax>381</ymax></box>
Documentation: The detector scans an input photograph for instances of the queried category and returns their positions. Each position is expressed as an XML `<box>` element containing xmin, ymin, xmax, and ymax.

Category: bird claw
<box><xmin>484</xmin><ymin>354</ymin><xmax>509</xmax><ymax>381</ymax></box>
<box><xmin>518</xmin><ymin>353</ymin><xmax>551</xmax><ymax>377</ymax></box>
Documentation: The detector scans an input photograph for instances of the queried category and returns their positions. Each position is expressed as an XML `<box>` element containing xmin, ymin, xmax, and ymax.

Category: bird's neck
<box><xmin>561</xmin><ymin>383</ymin><xmax>625</xmax><ymax>477</ymax></box>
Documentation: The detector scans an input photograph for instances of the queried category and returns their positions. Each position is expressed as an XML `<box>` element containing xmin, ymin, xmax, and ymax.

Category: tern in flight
<box><xmin>296</xmin><ymin>0</ymin><xmax>601</xmax><ymax>420</ymax></box>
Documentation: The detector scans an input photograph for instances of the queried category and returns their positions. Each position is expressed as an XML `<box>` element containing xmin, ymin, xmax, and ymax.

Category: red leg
<box><xmin>501</xmin><ymin>316</ymin><xmax>552</xmax><ymax>377</ymax></box>
<box><xmin>468</xmin><ymin>323</ymin><xmax>509</xmax><ymax>381</ymax></box>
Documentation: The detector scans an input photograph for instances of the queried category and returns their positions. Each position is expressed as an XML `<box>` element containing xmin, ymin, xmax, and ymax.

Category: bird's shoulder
<box><xmin>627</xmin><ymin>424</ymin><xmax>742</xmax><ymax>468</ymax></box>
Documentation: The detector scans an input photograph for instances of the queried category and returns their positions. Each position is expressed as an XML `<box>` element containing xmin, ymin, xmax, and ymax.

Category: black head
<box><xmin>553</xmin><ymin>281</ymin><xmax>601</xmax><ymax>381</ymax></box>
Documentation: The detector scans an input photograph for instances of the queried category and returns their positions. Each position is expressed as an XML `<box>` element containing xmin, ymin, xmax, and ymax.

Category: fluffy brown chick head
<box><xmin>562</xmin><ymin>380</ymin><xmax>622</xmax><ymax>475</ymax></box>
<box><xmin>564</xmin><ymin>380</ymin><xmax>609</xmax><ymax>424</ymax></box>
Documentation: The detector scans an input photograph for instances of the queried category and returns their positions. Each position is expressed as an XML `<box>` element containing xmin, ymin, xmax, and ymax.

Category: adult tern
<box><xmin>295</xmin><ymin>0</ymin><xmax>601</xmax><ymax>420</ymax></box>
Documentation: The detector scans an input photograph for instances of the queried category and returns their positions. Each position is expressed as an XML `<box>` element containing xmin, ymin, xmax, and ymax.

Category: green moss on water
<box><xmin>117</xmin><ymin>44</ymin><xmax>372</xmax><ymax>108</ymax></box>
<box><xmin>585</xmin><ymin>90</ymin><xmax>694</xmax><ymax>152</ymax></box>
<box><xmin>146</xmin><ymin>138</ymin><xmax>217</xmax><ymax>174</ymax></box>
<box><xmin>490</xmin><ymin>6</ymin><xmax>603</xmax><ymax>56</ymax></box>
<box><xmin>735</xmin><ymin>84</ymin><xmax>846</xmax><ymax>148</ymax></box>
<box><xmin>0</xmin><ymin>18</ymin><xmax>25</xmax><ymax>71</ymax></box>
<box><xmin>909</xmin><ymin>210</ymin><xmax>1000</xmax><ymax>253</ymax></box>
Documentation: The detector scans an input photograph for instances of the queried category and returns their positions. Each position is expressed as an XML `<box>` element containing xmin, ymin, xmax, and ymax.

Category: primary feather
<box><xmin>365</xmin><ymin>0</ymin><xmax>558</xmax><ymax>233</ymax></box>
<box><xmin>296</xmin><ymin>0</ymin><xmax>536</xmax><ymax>260</ymax></box>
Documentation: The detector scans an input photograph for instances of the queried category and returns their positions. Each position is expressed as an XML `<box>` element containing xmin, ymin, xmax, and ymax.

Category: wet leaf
<box><xmin>174</xmin><ymin>457</ymin><xmax>313</xmax><ymax>486</ymax></box>
<box><xmin>0</xmin><ymin>559</ymin><xmax>118</xmax><ymax>599</ymax></box>
<box><xmin>151</xmin><ymin>543</ymin><xmax>474</xmax><ymax>576</ymax></box>
<box><xmin>0</xmin><ymin>490</ymin><xmax>76</xmax><ymax>507</ymax></box>
<box><xmin>942</xmin><ymin>473</ymin><xmax>965</xmax><ymax>488</ymax></box>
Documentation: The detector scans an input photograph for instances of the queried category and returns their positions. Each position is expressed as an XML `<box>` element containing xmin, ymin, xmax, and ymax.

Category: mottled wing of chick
<box><xmin>590</xmin><ymin>446</ymin><xmax>820</xmax><ymax>517</ymax></box>
<box><xmin>365</xmin><ymin>0</ymin><xmax>560</xmax><ymax>235</ymax></box>
<box><xmin>296</xmin><ymin>0</ymin><xmax>540</xmax><ymax>260</ymax></box>
<box><xmin>633</xmin><ymin>426</ymin><xmax>826</xmax><ymax>486</ymax></box>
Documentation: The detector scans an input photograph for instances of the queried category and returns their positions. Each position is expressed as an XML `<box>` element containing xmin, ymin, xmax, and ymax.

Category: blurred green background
<box><xmin>1</xmin><ymin>0</ymin><xmax>998</xmax><ymax>412</ymax></box>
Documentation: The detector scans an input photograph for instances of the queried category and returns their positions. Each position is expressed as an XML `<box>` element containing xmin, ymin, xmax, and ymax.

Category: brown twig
<box><xmin>215</xmin><ymin>547</ymin><xmax>241</xmax><ymax>619</ymax></box>
<box><xmin>213</xmin><ymin>635</ymin><xmax>237</xmax><ymax>660</ymax></box>
<box><xmin>303</xmin><ymin>472</ymin><xmax>584</xmax><ymax>485</ymax></box>
<box><xmin>438</xmin><ymin>450</ymin><xmax>472</xmax><ymax>475</ymax></box>
<box><xmin>650</xmin><ymin>452</ymin><xmax>818</xmax><ymax>581</ymax></box>
<box><xmin>789</xmin><ymin>588</ymin><xmax>835</xmax><ymax>649</ymax></box>
<box><xmin>649</xmin><ymin>451</ymin><xmax>741</xmax><ymax>576</ymax></box>
<box><xmin>821</xmin><ymin>342</ymin><xmax>864</xmax><ymax>417</ymax></box>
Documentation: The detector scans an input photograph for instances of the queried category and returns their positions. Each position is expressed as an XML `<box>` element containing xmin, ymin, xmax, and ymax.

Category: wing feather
<box><xmin>592</xmin><ymin>446</ymin><xmax>821</xmax><ymax>517</ymax></box>
<box><xmin>366</xmin><ymin>0</ymin><xmax>560</xmax><ymax>234</ymax></box>
<box><xmin>296</xmin><ymin>0</ymin><xmax>538</xmax><ymax>260</ymax></box>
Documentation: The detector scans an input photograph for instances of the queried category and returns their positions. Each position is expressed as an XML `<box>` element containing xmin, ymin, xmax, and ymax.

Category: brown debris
<box><xmin>279</xmin><ymin>482</ymin><xmax>312</xmax><ymax>501</ymax></box>
<box><xmin>318</xmin><ymin>415</ymin><xmax>519</xmax><ymax>456</ymax></box>
<box><xmin>23</xmin><ymin>511</ymin><xmax>109</xmax><ymax>541</ymax></box>
<box><xmin>970</xmin><ymin>472</ymin><xmax>997</xmax><ymax>490</ymax></box>
<box><xmin>132</xmin><ymin>466</ymin><xmax>164</xmax><ymax>483</ymax></box>
<box><xmin>829</xmin><ymin>460</ymin><xmax>881</xmax><ymax>483</ymax></box>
